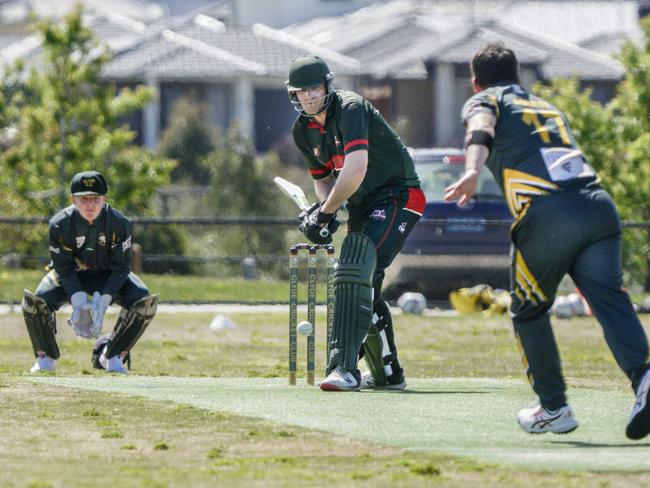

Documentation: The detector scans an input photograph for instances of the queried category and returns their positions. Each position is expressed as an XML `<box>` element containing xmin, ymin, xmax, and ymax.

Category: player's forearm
<box><xmin>464</xmin><ymin>144</ymin><xmax>489</xmax><ymax>175</ymax></box>
<box><xmin>321</xmin><ymin>151</ymin><xmax>367</xmax><ymax>213</ymax></box>
<box><xmin>314</xmin><ymin>175</ymin><xmax>336</xmax><ymax>203</ymax></box>
<box><xmin>464</xmin><ymin>113</ymin><xmax>495</xmax><ymax>175</ymax></box>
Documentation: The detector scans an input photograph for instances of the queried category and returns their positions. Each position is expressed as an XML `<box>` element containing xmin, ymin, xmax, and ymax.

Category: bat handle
<box><xmin>318</xmin><ymin>227</ymin><xmax>330</xmax><ymax>238</ymax></box>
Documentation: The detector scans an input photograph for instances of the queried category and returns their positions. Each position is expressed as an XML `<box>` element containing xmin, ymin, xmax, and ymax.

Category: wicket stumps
<box><xmin>289</xmin><ymin>244</ymin><xmax>335</xmax><ymax>385</ymax></box>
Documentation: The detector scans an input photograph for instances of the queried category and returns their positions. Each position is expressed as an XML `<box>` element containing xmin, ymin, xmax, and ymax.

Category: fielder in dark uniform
<box><xmin>23</xmin><ymin>170</ymin><xmax>158</xmax><ymax>374</ymax></box>
<box><xmin>445</xmin><ymin>43</ymin><xmax>650</xmax><ymax>440</ymax></box>
<box><xmin>287</xmin><ymin>55</ymin><xmax>425</xmax><ymax>391</ymax></box>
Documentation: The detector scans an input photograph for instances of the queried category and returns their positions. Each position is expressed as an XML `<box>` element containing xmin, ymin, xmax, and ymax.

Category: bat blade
<box><xmin>273</xmin><ymin>176</ymin><xmax>311</xmax><ymax>211</ymax></box>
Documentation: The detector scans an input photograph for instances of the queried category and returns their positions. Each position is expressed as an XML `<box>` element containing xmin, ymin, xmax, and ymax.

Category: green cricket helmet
<box><xmin>286</xmin><ymin>55</ymin><xmax>335</xmax><ymax>116</ymax></box>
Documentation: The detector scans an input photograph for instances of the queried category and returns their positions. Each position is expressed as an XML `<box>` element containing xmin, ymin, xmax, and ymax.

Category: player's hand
<box><xmin>68</xmin><ymin>291</ymin><xmax>96</xmax><ymax>338</ymax></box>
<box><xmin>298</xmin><ymin>204</ymin><xmax>339</xmax><ymax>244</ymax></box>
<box><xmin>70</xmin><ymin>291</ymin><xmax>88</xmax><ymax>326</ymax></box>
<box><xmin>92</xmin><ymin>293</ymin><xmax>112</xmax><ymax>334</ymax></box>
<box><xmin>444</xmin><ymin>169</ymin><xmax>479</xmax><ymax>207</ymax></box>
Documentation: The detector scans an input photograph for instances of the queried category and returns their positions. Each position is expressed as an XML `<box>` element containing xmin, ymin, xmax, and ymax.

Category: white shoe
<box><xmin>30</xmin><ymin>355</ymin><xmax>56</xmax><ymax>373</ymax></box>
<box><xmin>319</xmin><ymin>366</ymin><xmax>360</xmax><ymax>391</ymax></box>
<box><xmin>517</xmin><ymin>402</ymin><xmax>578</xmax><ymax>434</ymax></box>
<box><xmin>99</xmin><ymin>347</ymin><xmax>127</xmax><ymax>374</ymax></box>
<box><xmin>627</xmin><ymin>369</ymin><xmax>650</xmax><ymax>440</ymax></box>
<box><xmin>360</xmin><ymin>371</ymin><xmax>407</xmax><ymax>390</ymax></box>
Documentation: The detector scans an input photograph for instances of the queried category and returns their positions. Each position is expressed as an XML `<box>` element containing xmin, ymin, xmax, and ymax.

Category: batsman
<box><xmin>23</xmin><ymin>170</ymin><xmax>157</xmax><ymax>374</ymax></box>
<box><xmin>286</xmin><ymin>55</ymin><xmax>425</xmax><ymax>391</ymax></box>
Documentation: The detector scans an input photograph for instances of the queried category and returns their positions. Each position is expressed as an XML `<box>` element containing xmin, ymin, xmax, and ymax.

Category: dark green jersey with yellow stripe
<box><xmin>292</xmin><ymin>89</ymin><xmax>420</xmax><ymax>209</ymax></box>
<box><xmin>462</xmin><ymin>83</ymin><xmax>599</xmax><ymax>218</ymax></box>
<box><xmin>48</xmin><ymin>205</ymin><xmax>132</xmax><ymax>298</ymax></box>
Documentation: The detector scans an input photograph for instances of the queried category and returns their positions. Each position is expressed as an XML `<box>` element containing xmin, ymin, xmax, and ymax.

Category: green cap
<box><xmin>70</xmin><ymin>170</ymin><xmax>108</xmax><ymax>196</ymax></box>
<box><xmin>286</xmin><ymin>55</ymin><xmax>332</xmax><ymax>91</ymax></box>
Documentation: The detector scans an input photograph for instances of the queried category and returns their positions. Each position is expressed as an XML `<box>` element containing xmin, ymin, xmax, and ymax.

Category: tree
<box><xmin>158</xmin><ymin>96</ymin><xmax>217</xmax><ymax>184</ymax></box>
<box><xmin>532</xmin><ymin>17</ymin><xmax>650</xmax><ymax>288</ymax></box>
<box><xmin>197</xmin><ymin>126</ymin><xmax>287</xmax><ymax>273</ymax></box>
<box><xmin>0</xmin><ymin>5</ymin><xmax>173</xmax><ymax>217</ymax></box>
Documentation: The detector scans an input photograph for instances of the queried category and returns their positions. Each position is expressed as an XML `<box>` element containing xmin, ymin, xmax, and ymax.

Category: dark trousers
<box><xmin>510</xmin><ymin>188</ymin><xmax>649</xmax><ymax>410</ymax></box>
<box><xmin>348</xmin><ymin>196</ymin><xmax>422</xmax><ymax>376</ymax></box>
<box><xmin>349</xmin><ymin>196</ymin><xmax>422</xmax><ymax>304</ymax></box>
<box><xmin>35</xmin><ymin>269</ymin><xmax>149</xmax><ymax>312</ymax></box>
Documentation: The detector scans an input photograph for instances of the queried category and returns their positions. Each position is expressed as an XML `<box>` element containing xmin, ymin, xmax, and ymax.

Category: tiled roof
<box><xmin>500</xmin><ymin>0</ymin><xmax>642</xmax><ymax>49</ymax></box>
<box><xmin>284</xmin><ymin>0</ymin><xmax>629</xmax><ymax>81</ymax></box>
<box><xmin>0</xmin><ymin>0</ymin><xmax>164</xmax><ymax>23</ymax></box>
<box><xmin>0</xmin><ymin>13</ymin><xmax>150</xmax><ymax>65</ymax></box>
<box><xmin>493</xmin><ymin>23</ymin><xmax>625</xmax><ymax>80</ymax></box>
<box><xmin>103</xmin><ymin>15</ymin><xmax>360</xmax><ymax>81</ymax></box>
<box><xmin>371</xmin><ymin>23</ymin><xmax>549</xmax><ymax>79</ymax></box>
<box><xmin>0</xmin><ymin>32</ymin><xmax>25</xmax><ymax>50</ymax></box>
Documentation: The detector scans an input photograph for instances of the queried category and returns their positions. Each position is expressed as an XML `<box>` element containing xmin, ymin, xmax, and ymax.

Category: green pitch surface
<box><xmin>30</xmin><ymin>376</ymin><xmax>649</xmax><ymax>472</ymax></box>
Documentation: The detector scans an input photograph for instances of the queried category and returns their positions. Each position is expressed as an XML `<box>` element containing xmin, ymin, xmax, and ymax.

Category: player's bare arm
<box><xmin>444</xmin><ymin>112</ymin><xmax>495</xmax><ymax>206</ymax></box>
<box><xmin>320</xmin><ymin>149</ymin><xmax>368</xmax><ymax>214</ymax></box>
<box><xmin>314</xmin><ymin>174</ymin><xmax>336</xmax><ymax>203</ymax></box>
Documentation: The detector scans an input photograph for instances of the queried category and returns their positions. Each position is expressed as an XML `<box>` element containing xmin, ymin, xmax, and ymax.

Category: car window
<box><xmin>415</xmin><ymin>162</ymin><xmax>503</xmax><ymax>202</ymax></box>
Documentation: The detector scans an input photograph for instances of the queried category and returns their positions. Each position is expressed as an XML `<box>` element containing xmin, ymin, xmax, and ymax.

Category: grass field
<box><xmin>0</xmin><ymin>269</ymin><xmax>318</xmax><ymax>304</ymax></box>
<box><xmin>2</xmin><ymin>307</ymin><xmax>650</xmax><ymax>486</ymax></box>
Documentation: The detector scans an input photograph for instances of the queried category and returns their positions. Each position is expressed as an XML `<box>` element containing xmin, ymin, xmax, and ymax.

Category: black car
<box><xmin>385</xmin><ymin>148</ymin><xmax>513</xmax><ymax>299</ymax></box>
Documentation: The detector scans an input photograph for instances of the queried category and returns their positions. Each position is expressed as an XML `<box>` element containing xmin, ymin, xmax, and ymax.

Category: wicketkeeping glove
<box><xmin>92</xmin><ymin>293</ymin><xmax>113</xmax><ymax>334</ymax></box>
<box><xmin>68</xmin><ymin>291</ymin><xmax>96</xmax><ymax>339</ymax></box>
<box><xmin>298</xmin><ymin>203</ymin><xmax>340</xmax><ymax>245</ymax></box>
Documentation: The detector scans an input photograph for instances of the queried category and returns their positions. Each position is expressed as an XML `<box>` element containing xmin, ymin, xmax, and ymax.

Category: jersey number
<box><xmin>521</xmin><ymin>109</ymin><xmax>571</xmax><ymax>145</ymax></box>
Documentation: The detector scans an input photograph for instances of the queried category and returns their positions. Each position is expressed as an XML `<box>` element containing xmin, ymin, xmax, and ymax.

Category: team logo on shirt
<box><xmin>98</xmin><ymin>234</ymin><xmax>107</xmax><ymax>246</ymax></box>
<box><xmin>334</xmin><ymin>136</ymin><xmax>340</xmax><ymax>147</ymax></box>
<box><xmin>398</xmin><ymin>222</ymin><xmax>408</xmax><ymax>234</ymax></box>
<box><xmin>75</xmin><ymin>236</ymin><xmax>85</xmax><ymax>248</ymax></box>
<box><xmin>313</xmin><ymin>147</ymin><xmax>320</xmax><ymax>157</ymax></box>
<box><xmin>370</xmin><ymin>209</ymin><xmax>386</xmax><ymax>221</ymax></box>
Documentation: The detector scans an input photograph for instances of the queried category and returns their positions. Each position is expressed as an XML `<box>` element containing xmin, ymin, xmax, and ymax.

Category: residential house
<box><xmin>285</xmin><ymin>0</ymin><xmax>636</xmax><ymax>147</ymax></box>
<box><xmin>0</xmin><ymin>0</ymin><xmax>647</xmax><ymax>151</ymax></box>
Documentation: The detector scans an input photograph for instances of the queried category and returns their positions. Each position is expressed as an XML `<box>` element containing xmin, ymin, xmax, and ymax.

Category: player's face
<box><xmin>73</xmin><ymin>195</ymin><xmax>106</xmax><ymax>223</ymax></box>
<box><xmin>294</xmin><ymin>84</ymin><xmax>327</xmax><ymax>115</ymax></box>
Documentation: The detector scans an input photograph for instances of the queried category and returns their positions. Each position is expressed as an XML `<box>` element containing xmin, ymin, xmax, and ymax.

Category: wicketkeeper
<box><xmin>23</xmin><ymin>170</ymin><xmax>157</xmax><ymax>374</ymax></box>
<box><xmin>287</xmin><ymin>55</ymin><xmax>426</xmax><ymax>391</ymax></box>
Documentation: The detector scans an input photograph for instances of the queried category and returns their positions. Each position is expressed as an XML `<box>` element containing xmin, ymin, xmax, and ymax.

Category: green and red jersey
<box><xmin>292</xmin><ymin>90</ymin><xmax>423</xmax><ymax>214</ymax></box>
<box><xmin>462</xmin><ymin>83</ymin><xmax>599</xmax><ymax>219</ymax></box>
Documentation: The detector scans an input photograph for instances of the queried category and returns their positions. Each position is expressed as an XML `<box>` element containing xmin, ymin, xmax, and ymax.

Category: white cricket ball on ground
<box><xmin>296</xmin><ymin>320</ymin><xmax>313</xmax><ymax>336</ymax></box>
<box><xmin>397</xmin><ymin>292</ymin><xmax>427</xmax><ymax>315</ymax></box>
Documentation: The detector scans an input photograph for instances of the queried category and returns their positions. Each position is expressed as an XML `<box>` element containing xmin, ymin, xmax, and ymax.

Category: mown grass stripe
<box><xmin>26</xmin><ymin>376</ymin><xmax>650</xmax><ymax>472</ymax></box>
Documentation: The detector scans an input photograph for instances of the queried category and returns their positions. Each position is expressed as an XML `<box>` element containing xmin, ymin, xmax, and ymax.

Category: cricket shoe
<box><xmin>30</xmin><ymin>355</ymin><xmax>56</xmax><ymax>373</ymax></box>
<box><xmin>517</xmin><ymin>402</ymin><xmax>578</xmax><ymax>434</ymax></box>
<box><xmin>99</xmin><ymin>347</ymin><xmax>127</xmax><ymax>374</ymax></box>
<box><xmin>360</xmin><ymin>371</ymin><xmax>407</xmax><ymax>390</ymax></box>
<box><xmin>319</xmin><ymin>366</ymin><xmax>361</xmax><ymax>391</ymax></box>
<box><xmin>626</xmin><ymin>369</ymin><xmax>650</xmax><ymax>440</ymax></box>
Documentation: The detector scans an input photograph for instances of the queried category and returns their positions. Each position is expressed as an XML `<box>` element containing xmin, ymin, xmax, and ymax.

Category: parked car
<box><xmin>384</xmin><ymin>148</ymin><xmax>513</xmax><ymax>299</ymax></box>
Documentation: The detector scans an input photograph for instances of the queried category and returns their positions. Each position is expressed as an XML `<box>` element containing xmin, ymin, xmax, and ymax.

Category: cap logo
<box><xmin>82</xmin><ymin>178</ymin><xmax>96</xmax><ymax>188</ymax></box>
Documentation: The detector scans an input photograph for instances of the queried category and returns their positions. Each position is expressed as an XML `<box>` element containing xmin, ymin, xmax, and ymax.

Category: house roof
<box><xmin>103</xmin><ymin>14</ymin><xmax>359</xmax><ymax>81</ymax></box>
<box><xmin>372</xmin><ymin>22</ymin><xmax>549</xmax><ymax>79</ymax></box>
<box><xmin>283</xmin><ymin>0</ymin><xmax>630</xmax><ymax>81</ymax></box>
<box><xmin>500</xmin><ymin>0</ymin><xmax>643</xmax><ymax>50</ymax></box>
<box><xmin>0</xmin><ymin>32</ymin><xmax>23</xmax><ymax>49</ymax></box>
<box><xmin>0</xmin><ymin>13</ymin><xmax>150</xmax><ymax>66</ymax></box>
<box><xmin>0</xmin><ymin>0</ymin><xmax>165</xmax><ymax>24</ymax></box>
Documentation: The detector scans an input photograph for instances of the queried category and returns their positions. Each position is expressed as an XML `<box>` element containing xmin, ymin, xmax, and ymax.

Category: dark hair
<box><xmin>471</xmin><ymin>42</ymin><xmax>520</xmax><ymax>88</ymax></box>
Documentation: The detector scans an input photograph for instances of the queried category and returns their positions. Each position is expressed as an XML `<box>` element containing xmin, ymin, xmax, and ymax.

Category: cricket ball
<box><xmin>296</xmin><ymin>320</ymin><xmax>313</xmax><ymax>336</ymax></box>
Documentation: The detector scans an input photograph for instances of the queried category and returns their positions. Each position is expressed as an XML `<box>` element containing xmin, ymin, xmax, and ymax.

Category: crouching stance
<box><xmin>24</xmin><ymin>170</ymin><xmax>157</xmax><ymax>374</ymax></box>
